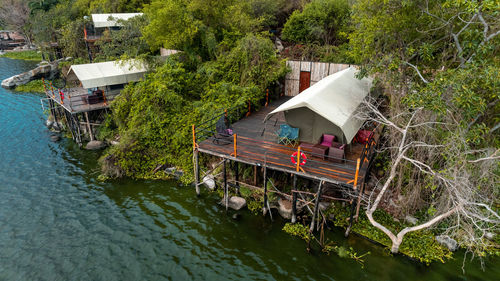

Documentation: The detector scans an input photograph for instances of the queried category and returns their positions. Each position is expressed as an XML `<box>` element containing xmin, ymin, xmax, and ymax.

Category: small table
<box><xmin>311</xmin><ymin>144</ymin><xmax>328</xmax><ymax>160</ymax></box>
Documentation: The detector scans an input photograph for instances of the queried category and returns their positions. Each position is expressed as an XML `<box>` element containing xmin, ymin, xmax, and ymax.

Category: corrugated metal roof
<box><xmin>91</xmin><ymin>13</ymin><xmax>143</xmax><ymax>28</ymax></box>
<box><xmin>67</xmin><ymin>60</ymin><xmax>147</xmax><ymax>89</ymax></box>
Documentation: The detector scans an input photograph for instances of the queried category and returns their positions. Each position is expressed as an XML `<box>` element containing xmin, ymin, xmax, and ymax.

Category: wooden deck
<box><xmin>47</xmin><ymin>87</ymin><xmax>117</xmax><ymax>114</ymax></box>
<box><xmin>196</xmin><ymin>98</ymin><xmax>377</xmax><ymax>187</ymax></box>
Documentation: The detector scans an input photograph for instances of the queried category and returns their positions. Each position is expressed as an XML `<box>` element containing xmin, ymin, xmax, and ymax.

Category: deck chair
<box><xmin>276</xmin><ymin>124</ymin><xmax>299</xmax><ymax>146</ymax></box>
<box><xmin>213</xmin><ymin>115</ymin><xmax>233</xmax><ymax>145</ymax></box>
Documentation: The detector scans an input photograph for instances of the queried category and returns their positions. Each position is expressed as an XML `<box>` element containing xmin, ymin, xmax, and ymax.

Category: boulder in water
<box><xmin>202</xmin><ymin>175</ymin><xmax>216</xmax><ymax>190</ymax></box>
<box><xmin>50</xmin><ymin>135</ymin><xmax>61</xmax><ymax>142</ymax></box>
<box><xmin>277</xmin><ymin>198</ymin><xmax>292</xmax><ymax>219</ymax></box>
<box><xmin>85</xmin><ymin>140</ymin><xmax>106</xmax><ymax>150</ymax></box>
<box><xmin>222</xmin><ymin>196</ymin><xmax>246</xmax><ymax>211</ymax></box>
<box><xmin>45</xmin><ymin>119</ymin><xmax>54</xmax><ymax>128</ymax></box>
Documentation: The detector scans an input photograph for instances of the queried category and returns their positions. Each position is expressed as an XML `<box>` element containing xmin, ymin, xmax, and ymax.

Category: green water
<box><xmin>0</xmin><ymin>58</ymin><xmax>498</xmax><ymax>281</ymax></box>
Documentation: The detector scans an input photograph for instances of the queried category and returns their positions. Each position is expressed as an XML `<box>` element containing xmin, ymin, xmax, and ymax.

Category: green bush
<box><xmin>281</xmin><ymin>0</ymin><xmax>350</xmax><ymax>45</ymax></box>
<box><xmin>0</xmin><ymin>50</ymin><xmax>42</xmax><ymax>61</ymax></box>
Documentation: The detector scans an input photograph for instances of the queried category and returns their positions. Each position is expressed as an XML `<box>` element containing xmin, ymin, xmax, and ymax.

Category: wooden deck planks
<box><xmin>197</xmin><ymin>98</ymin><xmax>372</xmax><ymax>186</ymax></box>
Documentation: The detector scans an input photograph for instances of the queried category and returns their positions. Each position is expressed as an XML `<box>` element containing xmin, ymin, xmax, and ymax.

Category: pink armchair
<box><xmin>318</xmin><ymin>134</ymin><xmax>336</xmax><ymax>147</ymax></box>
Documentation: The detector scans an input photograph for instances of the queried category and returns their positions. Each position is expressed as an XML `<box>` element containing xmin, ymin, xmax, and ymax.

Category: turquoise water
<box><xmin>0</xmin><ymin>58</ymin><xmax>498</xmax><ymax>281</ymax></box>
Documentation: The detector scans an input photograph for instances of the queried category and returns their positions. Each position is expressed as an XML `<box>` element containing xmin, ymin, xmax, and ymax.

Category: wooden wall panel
<box><xmin>300</xmin><ymin>61</ymin><xmax>311</xmax><ymax>72</ymax></box>
<box><xmin>311</xmin><ymin>62</ymin><xmax>330</xmax><ymax>82</ymax></box>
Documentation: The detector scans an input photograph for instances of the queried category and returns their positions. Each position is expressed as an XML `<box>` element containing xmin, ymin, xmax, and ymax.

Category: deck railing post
<box><xmin>265</xmin><ymin>89</ymin><xmax>269</xmax><ymax>107</ymax></box>
<box><xmin>234</xmin><ymin>161</ymin><xmax>240</xmax><ymax>195</ymax></box>
<box><xmin>353</xmin><ymin>158</ymin><xmax>360</xmax><ymax>189</ymax></box>
<box><xmin>233</xmin><ymin>134</ymin><xmax>237</xmax><ymax>157</ymax></box>
<box><xmin>296</xmin><ymin>146</ymin><xmax>301</xmax><ymax>172</ymax></box>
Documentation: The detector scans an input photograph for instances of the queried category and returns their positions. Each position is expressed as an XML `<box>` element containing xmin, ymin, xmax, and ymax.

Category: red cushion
<box><xmin>320</xmin><ymin>134</ymin><xmax>336</xmax><ymax>146</ymax></box>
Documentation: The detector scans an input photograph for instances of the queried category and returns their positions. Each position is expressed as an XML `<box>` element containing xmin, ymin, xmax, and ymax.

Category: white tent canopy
<box><xmin>91</xmin><ymin>13</ymin><xmax>143</xmax><ymax>28</ymax></box>
<box><xmin>265</xmin><ymin>67</ymin><xmax>373</xmax><ymax>144</ymax></box>
<box><xmin>67</xmin><ymin>60</ymin><xmax>147</xmax><ymax>89</ymax></box>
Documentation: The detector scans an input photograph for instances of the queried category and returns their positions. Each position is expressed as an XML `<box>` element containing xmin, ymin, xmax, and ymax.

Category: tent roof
<box><xmin>67</xmin><ymin>60</ymin><xmax>147</xmax><ymax>89</ymax></box>
<box><xmin>91</xmin><ymin>13</ymin><xmax>143</xmax><ymax>28</ymax></box>
<box><xmin>266</xmin><ymin>67</ymin><xmax>373</xmax><ymax>143</ymax></box>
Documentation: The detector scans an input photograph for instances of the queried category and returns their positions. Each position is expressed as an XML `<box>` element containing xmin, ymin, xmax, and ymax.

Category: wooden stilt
<box><xmin>223</xmin><ymin>159</ymin><xmax>228</xmax><ymax>211</ymax></box>
<box><xmin>355</xmin><ymin>182</ymin><xmax>365</xmax><ymax>222</ymax></box>
<box><xmin>194</xmin><ymin>149</ymin><xmax>200</xmax><ymax>196</ymax></box>
<box><xmin>263</xmin><ymin>166</ymin><xmax>268</xmax><ymax>215</ymax></box>
<box><xmin>84</xmin><ymin>111</ymin><xmax>94</xmax><ymax>141</ymax></box>
<box><xmin>234</xmin><ymin>161</ymin><xmax>240</xmax><ymax>195</ymax></box>
<box><xmin>345</xmin><ymin>188</ymin><xmax>358</xmax><ymax>237</ymax></box>
<box><xmin>291</xmin><ymin>174</ymin><xmax>298</xmax><ymax>223</ymax></box>
<box><xmin>310</xmin><ymin>181</ymin><xmax>323</xmax><ymax>232</ymax></box>
<box><xmin>253</xmin><ymin>166</ymin><xmax>257</xmax><ymax>186</ymax></box>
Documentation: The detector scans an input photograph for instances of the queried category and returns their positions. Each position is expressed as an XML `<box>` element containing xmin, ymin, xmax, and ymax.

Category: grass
<box><xmin>0</xmin><ymin>50</ymin><xmax>42</xmax><ymax>61</ymax></box>
<box><xmin>13</xmin><ymin>80</ymin><xmax>45</xmax><ymax>93</ymax></box>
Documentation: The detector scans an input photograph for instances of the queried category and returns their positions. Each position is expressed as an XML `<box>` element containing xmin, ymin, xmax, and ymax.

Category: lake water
<box><xmin>0</xmin><ymin>57</ymin><xmax>497</xmax><ymax>281</ymax></box>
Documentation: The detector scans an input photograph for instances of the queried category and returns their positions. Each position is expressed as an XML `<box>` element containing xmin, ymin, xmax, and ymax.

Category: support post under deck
<box><xmin>263</xmin><ymin>166</ymin><xmax>268</xmax><ymax>215</ymax></box>
<box><xmin>223</xmin><ymin>159</ymin><xmax>228</xmax><ymax>211</ymax></box>
<box><xmin>310</xmin><ymin>181</ymin><xmax>323</xmax><ymax>233</ymax></box>
<box><xmin>194</xmin><ymin>149</ymin><xmax>200</xmax><ymax>196</ymax></box>
<box><xmin>291</xmin><ymin>175</ymin><xmax>298</xmax><ymax>224</ymax></box>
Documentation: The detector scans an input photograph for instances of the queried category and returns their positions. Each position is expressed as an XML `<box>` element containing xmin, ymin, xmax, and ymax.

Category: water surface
<box><xmin>0</xmin><ymin>58</ymin><xmax>497</xmax><ymax>281</ymax></box>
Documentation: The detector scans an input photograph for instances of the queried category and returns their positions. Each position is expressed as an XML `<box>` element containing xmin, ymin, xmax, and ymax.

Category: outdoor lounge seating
<box><xmin>276</xmin><ymin>124</ymin><xmax>299</xmax><ymax>146</ymax></box>
<box><xmin>355</xmin><ymin>130</ymin><xmax>373</xmax><ymax>144</ymax></box>
<box><xmin>213</xmin><ymin>115</ymin><xmax>233</xmax><ymax>145</ymax></box>
<box><xmin>328</xmin><ymin>142</ymin><xmax>346</xmax><ymax>163</ymax></box>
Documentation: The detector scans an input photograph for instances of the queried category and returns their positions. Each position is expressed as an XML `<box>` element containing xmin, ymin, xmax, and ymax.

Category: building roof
<box><xmin>265</xmin><ymin>67</ymin><xmax>373</xmax><ymax>143</ymax></box>
<box><xmin>67</xmin><ymin>60</ymin><xmax>147</xmax><ymax>89</ymax></box>
<box><xmin>91</xmin><ymin>13</ymin><xmax>143</xmax><ymax>28</ymax></box>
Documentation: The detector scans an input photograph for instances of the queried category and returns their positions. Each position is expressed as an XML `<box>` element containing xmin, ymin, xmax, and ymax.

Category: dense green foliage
<box><xmin>282</xmin><ymin>0</ymin><xmax>350</xmax><ymax>45</ymax></box>
<box><xmin>0</xmin><ymin>50</ymin><xmax>42</xmax><ymax>61</ymax></box>
<box><xmin>100</xmin><ymin>33</ymin><xmax>287</xmax><ymax>181</ymax></box>
<box><xmin>13</xmin><ymin>79</ymin><xmax>45</xmax><ymax>93</ymax></box>
<box><xmin>13</xmin><ymin>0</ymin><xmax>499</xmax><ymax>263</ymax></box>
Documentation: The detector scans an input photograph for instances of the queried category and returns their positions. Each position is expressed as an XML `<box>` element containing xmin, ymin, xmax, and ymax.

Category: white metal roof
<box><xmin>91</xmin><ymin>13</ymin><xmax>143</xmax><ymax>28</ymax></box>
<box><xmin>67</xmin><ymin>60</ymin><xmax>147</xmax><ymax>89</ymax></box>
<box><xmin>266</xmin><ymin>67</ymin><xmax>373</xmax><ymax>143</ymax></box>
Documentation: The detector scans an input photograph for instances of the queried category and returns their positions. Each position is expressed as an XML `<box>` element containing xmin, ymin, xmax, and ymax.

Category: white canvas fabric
<box><xmin>91</xmin><ymin>13</ymin><xmax>143</xmax><ymax>28</ymax></box>
<box><xmin>67</xmin><ymin>60</ymin><xmax>147</xmax><ymax>89</ymax></box>
<box><xmin>266</xmin><ymin>67</ymin><xmax>373</xmax><ymax>143</ymax></box>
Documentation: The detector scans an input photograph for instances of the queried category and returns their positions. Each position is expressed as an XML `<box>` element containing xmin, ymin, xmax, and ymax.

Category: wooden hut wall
<box><xmin>284</xmin><ymin>61</ymin><xmax>351</xmax><ymax>97</ymax></box>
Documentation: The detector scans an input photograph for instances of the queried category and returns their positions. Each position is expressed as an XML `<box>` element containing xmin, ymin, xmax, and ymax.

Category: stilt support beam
<box><xmin>310</xmin><ymin>181</ymin><xmax>323</xmax><ymax>233</ymax></box>
<box><xmin>223</xmin><ymin>159</ymin><xmax>228</xmax><ymax>210</ymax></box>
<box><xmin>263</xmin><ymin>166</ymin><xmax>268</xmax><ymax>215</ymax></box>
<box><xmin>291</xmin><ymin>175</ymin><xmax>298</xmax><ymax>223</ymax></box>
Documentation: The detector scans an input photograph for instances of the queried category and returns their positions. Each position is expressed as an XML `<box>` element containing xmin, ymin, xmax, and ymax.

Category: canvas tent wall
<box><xmin>265</xmin><ymin>67</ymin><xmax>373</xmax><ymax>144</ymax></box>
<box><xmin>91</xmin><ymin>13</ymin><xmax>143</xmax><ymax>28</ymax></box>
<box><xmin>66</xmin><ymin>60</ymin><xmax>147</xmax><ymax>89</ymax></box>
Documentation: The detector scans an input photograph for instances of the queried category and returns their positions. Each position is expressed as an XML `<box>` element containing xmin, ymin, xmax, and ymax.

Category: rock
<box><xmin>202</xmin><ymin>175</ymin><xmax>216</xmax><ymax>190</ymax></box>
<box><xmin>1</xmin><ymin>59</ymin><xmax>60</xmax><ymax>89</ymax></box>
<box><xmin>109</xmin><ymin>140</ymin><xmax>120</xmax><ymax>146</ymax></box>
<box><xmin>319</xmin><ymin>201</ymin><xmax>330</xmax><ymax>212</ymax></box>
<box><xmin>275</xmin><ymin>37</ymin><xmax>284</xmax><ymax>53</ymax></box>
<box><xmin>232</xmin><ymin>213</ymin><xmax>241</xmax><ymax>220</ymax></box>
<box><xmin>51</xmin><ymin>122</ymin><xmax>62</xmax><ymax>132</ymax></box>
<box><xmin>435</xmin><ymin>235</ymin><xmax>458</xmax><ymax>251</ymax></box>
<box><xmin>277</xmin><ymin>198</ymin><xmax>292</xmax><ymax>219</ymax></box>
<box><xmin>85</xmin><ymin>140</ymin><xmax>106</xmax><ymax>150</ymax></box>
<box><xmin>404</xmin><ymin>215</ymin><xmax>418</xmax><ymax>225</ymax></box>
<box><xmin>50</xmin><ymin>135</ymin><xmax>61</xmax><ymax>142</ymax></box>
<box><xmin>45</xmin><ymin>119</ymin><xmax>54</xmax><ymax>128</ymax></box>
<box><xmin>485</xmin><ymin>232</ymin><xmax>496</xmax><ymax>241</ymax></box>
<box><xmin>222</xmin><ymin>196</ymin><xmax>246</xmax><ymax>211</ymax></box>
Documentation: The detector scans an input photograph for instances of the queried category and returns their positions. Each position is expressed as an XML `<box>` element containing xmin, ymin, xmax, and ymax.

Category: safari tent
<box><xmin>265</xmin><ymin>67</ymin><xmax>373</xmax><ymax>144</ymax></box>
<box><xmin>66</xmin><ymin>60</ymin><xmax>147</xmax><ymax>89</ymax></box>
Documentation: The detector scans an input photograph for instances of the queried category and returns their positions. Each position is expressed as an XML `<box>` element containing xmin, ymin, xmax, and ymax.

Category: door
<box><xmin>299</xmin><ymin>71</ymin><xmax>311</xmax><ymax>93</ymax></box>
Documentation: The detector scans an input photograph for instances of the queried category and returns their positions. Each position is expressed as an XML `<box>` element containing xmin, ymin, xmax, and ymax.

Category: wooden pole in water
<box><xmin>263</xmin><ymin>166</ymin><xmax>268</xmax><ymax>215</ymax></box>
<box><xmin>234</xmin><ymin>161</ymin><xmax>240</xmax><ymax>195</ymax></box>
<box><xmin>192</xmin><ymin>124</ymin><xmax>200</xmax><ymax>196</ymax></box>
<box><xmin>253</xmin><ymin>166</ymin><xmax>257</xmax><ymax>186</ymax></box>
<box><xmin>291</xmin><ymin>174</ymin><xmax>298</xmax><ymax>223</ymax></box>
<box><xmin>310</xmin><ymin>181</ymin><xmax>323</xmax><ymax>232</ymax></box>
<box><xmin>223</xmin><ymin>159</ymin><xmax>228</xmax><ymax>210</ymax></box>
<box><xmin>84</xmin><ymin>111</ymin><xmax>94</xmax><ymax>141</ymax></box>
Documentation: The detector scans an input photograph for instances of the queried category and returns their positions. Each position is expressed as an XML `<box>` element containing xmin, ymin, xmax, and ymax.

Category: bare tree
<box><xmin>357</xmin><ymin>99</ymin><xmax>499</xmax><ymax>254</ymax></box>
<box><xmin>0</xmin><ymin>0</ymin><xmax>32</xmax><ymax>44</ymax></box>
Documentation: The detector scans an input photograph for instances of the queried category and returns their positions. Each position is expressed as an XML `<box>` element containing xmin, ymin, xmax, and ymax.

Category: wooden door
<box><xmin>299</xmin><ymin>71</ymin><xmax>311</xmax><ymax>93</ymax></box>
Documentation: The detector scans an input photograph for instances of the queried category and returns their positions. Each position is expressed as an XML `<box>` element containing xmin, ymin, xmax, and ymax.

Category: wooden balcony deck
<box><xmin>46</xmin><ymin>87</ymin><xmax>118</xmax><ymax>114</ymax></box>
<box><xmin>196</xmin><ymin>98</ymin><xmax>378</xmax><ymax>187</ymax></box>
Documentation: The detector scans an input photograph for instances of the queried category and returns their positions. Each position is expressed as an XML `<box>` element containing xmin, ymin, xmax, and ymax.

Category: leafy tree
<box><xmin>281</xmin><ymin>0</ymin><xmax>350</xmax><ymax>45</ymax></box>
